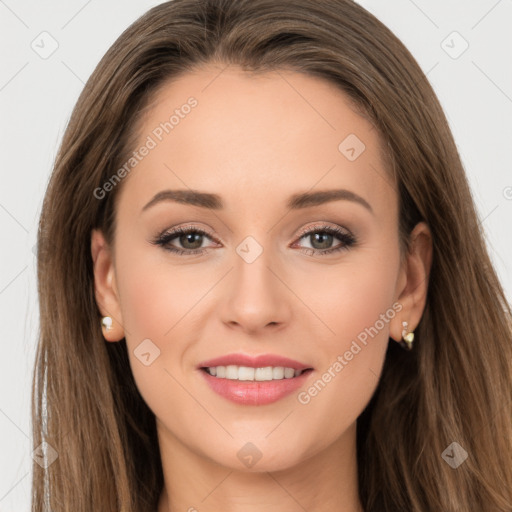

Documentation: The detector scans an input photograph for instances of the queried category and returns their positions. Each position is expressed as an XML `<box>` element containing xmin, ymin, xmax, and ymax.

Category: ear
<box><xmin>390</xmin><ymin>221</ymin><xmax>433</xmax><ymax>342</ymax></box>
<box><xmin>91</xmin><ymin>229</ymin><xmax>125</xmax><ymax>342</ymax></box>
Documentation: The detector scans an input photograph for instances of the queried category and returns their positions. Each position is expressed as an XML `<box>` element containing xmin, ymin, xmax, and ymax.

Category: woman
<box><xmin>32</xmin><ymin>0</ymin><xmax>512</xmax><ymax>510</ymax></box>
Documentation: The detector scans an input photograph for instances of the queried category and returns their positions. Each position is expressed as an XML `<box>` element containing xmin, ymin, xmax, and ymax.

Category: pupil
<box><xmin>312</xmin><ymin>233</ymin><xmax>332</xmax><ymax>250</ymax></box>
<box><xmin>181</xmin><ymin>233</ymin><xmax>202</xmax><ymax>249</ymax></box>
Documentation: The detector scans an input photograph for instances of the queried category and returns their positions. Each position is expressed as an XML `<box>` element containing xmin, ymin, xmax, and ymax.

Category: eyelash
<box><xmin>151</xmin><ymin>224</ymin><xmax>357</xmax><ymax>257</ymax></box>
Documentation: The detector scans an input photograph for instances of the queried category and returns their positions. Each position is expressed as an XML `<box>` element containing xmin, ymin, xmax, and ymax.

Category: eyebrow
<box><xmin>141</xmin><ymin>188</ymin><xmax>374</xmax><ymax>215</ymax></box>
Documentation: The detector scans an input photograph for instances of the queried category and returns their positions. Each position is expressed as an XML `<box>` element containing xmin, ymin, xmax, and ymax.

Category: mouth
<box><xmin>197</xmin><ymin>353</ymin><xmax>314</xmax><ymax>405</ymax></box>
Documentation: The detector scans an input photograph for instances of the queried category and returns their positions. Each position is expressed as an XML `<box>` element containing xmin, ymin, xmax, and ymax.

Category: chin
<box><xmin>198</xmin><ymin>436</ymin><xmax>315</xmax><ymax>474</ymax></box>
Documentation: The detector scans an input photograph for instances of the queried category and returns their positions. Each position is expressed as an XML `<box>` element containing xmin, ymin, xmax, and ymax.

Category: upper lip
<box><xmin>198</xmin><ymin>353</ymin><xmax>313</xmax><ymax>371</ymax></box>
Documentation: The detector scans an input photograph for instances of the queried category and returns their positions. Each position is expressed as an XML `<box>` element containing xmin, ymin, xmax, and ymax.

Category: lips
<box><xmin>197</xmin><ymin>353</ymin><xmax>314</xmax><ymax>406</ymax></box>
<box><xmin>198</xmin><ymin>353</ymin><xmax>312</xmax><ymax>371</ymax></box>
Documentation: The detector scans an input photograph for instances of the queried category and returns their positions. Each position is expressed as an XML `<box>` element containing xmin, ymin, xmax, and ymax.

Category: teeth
<box><xmin>238</xmin><ymin>366</ymin><xmax>255</xmax><ymax>381</ymax></box>
<box><xmin>255</xmin><ymin>367</ymin><xmax>273</xmax><ymax>381</ymax></box>
<box><xmin>284</xmin><ymin>367</ymin><xmax>295</xmax><ymax>379</ymax></box>
<box><xmin>272</xmin><ymin>367</ymin><xmax>284</xmax><ymax>379</ymax></box>
<box><xmin>226</xmin><ymin>365</ymin><xmax>239</xmax><ymax>379</ymax></box>
<box><xmin>205</xmin><ymin>365</ymin><xmax>306</xmax><ymax>381</ymax></box>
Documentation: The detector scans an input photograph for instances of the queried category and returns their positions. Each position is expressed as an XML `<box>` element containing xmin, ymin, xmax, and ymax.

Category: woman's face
<box><xmin>92</xmin><ymin>64</ymin><xmax>430</xmax><ymax>472</ymax></box>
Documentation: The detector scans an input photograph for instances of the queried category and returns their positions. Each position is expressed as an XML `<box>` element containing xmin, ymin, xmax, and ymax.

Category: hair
<box><xmin>32</xmin><ymin>0</ymin><xmax>512</xmax><ymax>510</ymax></box>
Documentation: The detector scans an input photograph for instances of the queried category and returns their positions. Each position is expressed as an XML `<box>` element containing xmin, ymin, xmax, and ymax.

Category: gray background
<box><xmin>1</xmin><ymin>0</ymin><xmax>511</xmax><ymax>509</ymax></box>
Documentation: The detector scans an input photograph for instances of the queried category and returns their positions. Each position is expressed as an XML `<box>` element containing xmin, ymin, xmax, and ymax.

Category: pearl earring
<box><xmin>101</xmin><ymin>316</ymin><xmax>113</xmax><ymax>332</ymax></box>
<box><xmin>400</xmin><ymin>321</ymin><xmax>415</xmax><ymax>351</ymax></box>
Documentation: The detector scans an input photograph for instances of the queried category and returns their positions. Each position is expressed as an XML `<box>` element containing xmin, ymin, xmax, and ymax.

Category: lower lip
<box><xmin>199</xmin><ymin>368</ymin><xmax>313</xmax><ymax>405</ymax></box>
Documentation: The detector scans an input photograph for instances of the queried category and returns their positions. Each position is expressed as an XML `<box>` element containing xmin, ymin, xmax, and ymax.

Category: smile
<box><xmin>197</xmin><ymin>353</ymin><xmax>314</xmax><ymax>405</ymax></box>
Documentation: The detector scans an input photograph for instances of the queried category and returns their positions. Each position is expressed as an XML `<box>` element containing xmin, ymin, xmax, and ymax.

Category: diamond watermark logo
<box><xmin>134</xmin><ymin>338</ymin><xmax>161</xmax><ymax>366</ymax></box>
<box><xmin>236</xmin><ymin>236</ymin><xmax>263</xmax><ymax>264</ymax></box>
<box><xmin>441</xmin><ymin>31</ymin><xmax>469</xmax><ymax>60</ymax></box>
<box><xmin>31</xmin><ymin>31</ymin><xmax>59</xmax><ymax>59</ymax></box>
<box><xmin>338</xmin><ymin>134</ymin><xmax>366</xmax><ymax>161</ymax></box>
<box><xmin>237</xmin><ymin>442</ymin><xmax>263</xmax><ymax>468</ymax></box>
<box><xmin>441</xmin><ymin>441</ymin><xmax>468</xmax><ymax>468</ymax></box>
<box><xmin>32</xmin><ymin>441</ymin><xmax>59</xmax><ymax>468</ymax></box>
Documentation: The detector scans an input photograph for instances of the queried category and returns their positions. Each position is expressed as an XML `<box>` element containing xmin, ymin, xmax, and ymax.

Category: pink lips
<box><xmin>198</xmin><ymin>353</ymin><xmax>312</xmax><ymax>371</ymax></box>
<box><xmin>198</xmin><ymin>353</ymin><xmax>314</xmax><ymax>406</ymax></box>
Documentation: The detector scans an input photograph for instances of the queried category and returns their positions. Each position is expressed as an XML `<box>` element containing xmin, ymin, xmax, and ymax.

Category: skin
<box><xmin>91</xmin><ymin>64</ymin><xmax>432</xmax><ymax>512</ymax></box>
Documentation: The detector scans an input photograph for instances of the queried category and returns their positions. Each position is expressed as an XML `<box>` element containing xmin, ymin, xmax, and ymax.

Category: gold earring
<box><xmin>101</xmin><ymin>316</ymin><xmax>113</xmax><ymax>332</ymax></box>
<box><xmin>400</xmin><ymin>321</ymin><xmax>414</xmax><ymax>351</ymax></box>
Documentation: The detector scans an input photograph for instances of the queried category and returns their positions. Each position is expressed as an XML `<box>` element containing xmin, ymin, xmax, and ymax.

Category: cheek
<box><xmin>114</xmin><ymin>244</ymin><xmax>202</xmax><ymax>339</ymax></box>
<box><xmin>112</xmin><ymin>247</ymin><xmax>201</xmax><ymax>410</ymax></box>
<box><xmin>289</xmin><ymin>245</ymin><xmax>399</xmax><ymax>437</ymax></box>
<box><xmin>301</xmin><ymin>240</ymin><xmax>400</xmax><ymax>351</ymax></box>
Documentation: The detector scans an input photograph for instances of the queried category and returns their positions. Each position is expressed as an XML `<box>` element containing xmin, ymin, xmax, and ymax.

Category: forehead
<box><xmin>117</xmin><ymin>64</ymin><xmax>395</xmax><ymax>218</ymax></box>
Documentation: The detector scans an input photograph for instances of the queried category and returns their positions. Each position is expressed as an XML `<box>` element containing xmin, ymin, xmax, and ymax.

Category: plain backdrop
<box><xmin>1</xmin><ymin>1</ymin><xmax>511</xmax><ymax>510</ymax></box>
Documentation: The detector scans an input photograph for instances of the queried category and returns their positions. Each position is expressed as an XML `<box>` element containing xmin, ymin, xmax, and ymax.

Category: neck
<box><xmin>156</xmin><ymin>421</ymin><xmax>364</xmax><ymax>512</ymax></box>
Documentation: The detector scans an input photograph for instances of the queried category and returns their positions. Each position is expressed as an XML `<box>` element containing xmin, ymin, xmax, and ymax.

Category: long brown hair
<box><xmin>32</xmin><ymin>0</ymin><xmax>512</xmax><ymax>510</ymax></box>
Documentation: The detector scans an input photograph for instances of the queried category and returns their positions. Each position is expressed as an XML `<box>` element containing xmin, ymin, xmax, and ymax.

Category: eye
<box><xmin>151</xmin><ymin>225</ymin><xmax>218</xmax><ymax>256</ymax></box>
<box><xmin>292</xmin><ymin>224</ymin><xmax>357</xmax><ymax>256</ymax></box>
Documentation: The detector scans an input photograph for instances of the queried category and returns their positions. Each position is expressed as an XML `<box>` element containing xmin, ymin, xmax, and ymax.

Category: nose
<box><xmin>219</xmin><ymin>246</ymin><xmax>291</xmax><ymax>335</ymax></box>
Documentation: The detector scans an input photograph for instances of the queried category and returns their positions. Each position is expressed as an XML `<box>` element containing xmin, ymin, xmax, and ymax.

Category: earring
<box><xmin>400</xmin><ymin>321</ymin><xmax>414</xmax><ymax>351</ymax></box>
<box><xmin>101</xmin><ymin>316</ymin><xmax>113</xmax><ymax>332</ymax></box>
